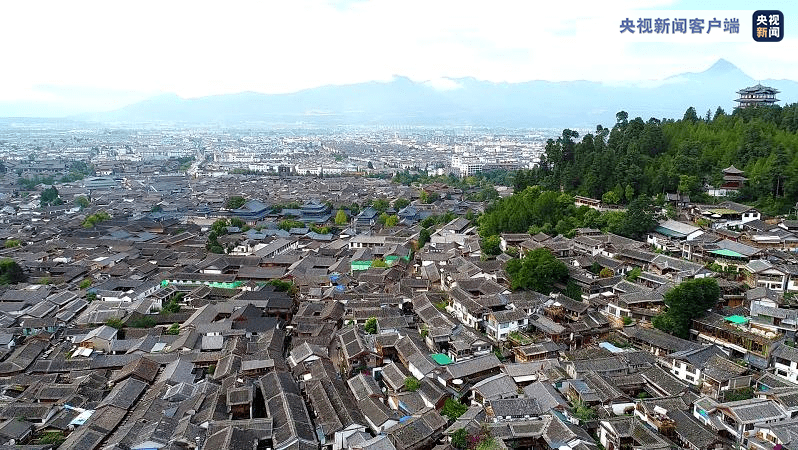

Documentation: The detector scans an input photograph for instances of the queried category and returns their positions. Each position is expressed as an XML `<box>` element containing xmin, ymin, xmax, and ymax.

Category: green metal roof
<box><xmin>725</xmin><ymin>315</ymin><xmax>749</xmax><ymax>324</ymax></box>
<box><xmin>710</xmin><ymin>248</ymin><xmax>745</xmax><ymax>258</ymax></box>
<box><xmin>351</xmin><ymin>261</ymin><xmax>372</xmax><ymax>271</ymax></box>
<box><xmin>430</xmin><ymin>353</ymin><xmax>453</xmax><ymax>365</ymax></box>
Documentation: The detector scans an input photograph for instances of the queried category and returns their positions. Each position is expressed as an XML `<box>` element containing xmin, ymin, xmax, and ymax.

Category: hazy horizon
<box><xmin>1</xmin><ymin>0</ymin><xmax>795</xmax><ymax>118</ymax></box>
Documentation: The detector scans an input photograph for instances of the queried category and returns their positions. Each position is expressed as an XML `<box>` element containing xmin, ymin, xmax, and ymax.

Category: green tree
<box><xmin>166</xmin><ymin>323</ymin><xmax>180</xmax><ymax>335</ymax></box>
<box><xmin>572</xmin><ymin>398</ymin><xmax>596</xmax><ymax>422</ymax></box>
<box><xmin>615</xmin><ymin>197</ymin><xmax>657</xmax><ymax>240</ymax></box>
<box><xmin>420</xmin><ymin>190</ymin><xmax>440</xmax><ymax>204</ymax></box>
<box><xmin>418</xmin><ymin>228</ymin><xmax>431</xmax><ymax>248</ymax></box>
<box><xmin>105</xmin><ymin>317</ymin><xmax>124</xmax><ymax>329</ymax></box>
<box><xmin>40</xmin><ymin>186</ymin><xmax>62</xmax><ymax>207</ymax></box>
<box><xmin>505</xmin><ymin>249</ymin><xmax>568</xmax><ymax>293</ymax></box>
<box><xmin>4</xmin><ymin>239</ymin><xmax>20</xmax><ymax>249</ymax></box>
<box><xmin>441</xmin><ymin>398</ymin><xmax>468</xmax><ymax>420</ymax></box>
<box><xmin>380</xmin><ymin>214</ymin><xmax>399</xmax><ymax>227</ymax></box>
<box><xmin>622</xmin><ymin>316</ymin><xmax>633</xmax><ymax>325</ymax></box>
<box><xmin>334</xmin><ymin>209</ymin><xmax>348</xmax><ymax>225</ymax></box>
<box><xmin>75</xmin><ymin>196</ymin><xmax>90</xmax><ymax>208</ymax></box>
<box><xmin>37</xmin><ymin>431</ymin><xmax>66</xmax><ymax>446</ymax></box>
<box><xmin>624</xmin><ymin>184</ymin><xmax>635</xmax><ymax>202</ymax></box>
<box><xmin>451</xmin><ymin>428</ymin><xmax>468</xmax><ymax>450</ymax></box>
<box><xmin>0</xmin><ymin>259</ymin><xmax>25</xmax><ymax>285</ymax></box>
<box><xmin>229</xmin><ymin>217</ymin><xmax>246</xmax><ymax>229</ymax></box>
<box><xmin>481</xmin><ymin>235</ymin><xmax>502</xmax><ymax>256</ymax></box>
<box><xmin>161</xmin><ymin>293</ymin><xmax>183</xmax><ymax>314</ymax></box>
<box><xmin>652</xmin><ymin>277</ymin><xmax>720</xmax><ymax>338</ymax></box>
<box><xmin>565</xmin><ymin>279</ymin><xmax>583</xmax><ymax>301</ymax></box>
<box><xmin>393</xmin><ymin>198</ymin><xmax>410</xmax><ymax>210</ymax></box>
<box><xmin>678</xmin><ymin>174</ymin><xmax>701</xmax><ymax>197</ymax></box>
<box><xmin>371</xmin><ymin>259</ymin><xmax>388</xmax><ymax>268</ymax></box>
<box><xmin>364</xmin><ymin>317</ymin><xmax>378</xmax><ymax>334</ymax></box>
<box><xmin>266</xmin><ymin>279</ymin><xmax>296</xmax><ymax>294</ymax></box>
<box><xmin>79</xmin><ymin>278</ymin><xmax>92</xmax><ymax>289</ymax></box>
<box><xmin>373</xmin><ymin>198</ymin><xmax>390</xmax><ymax>213</ymax></box>
<box><xmin>601</xmin><ymin>190</ymin><xmax>620</xmax><ymax>205</ymax></box>
<box><xmin>683</xmin><ymin>106</ymin><xmax>699</xmax><ymax>123</ymax></box>
<box><xmin>82</xmin><ymin>211</ymin><xmax>111</xmax><ymax>228</ymax></box>
<box><xmin>226</xmin><ymin>196</ymin><xmax>247</xmax><ymax>209</ymax></box>
<box><xmin>626</xmin><ymin>267</ymin><xmax>642</xmax><ymax>281</ymax></box>
<box><xmin>404</xmin><ymin>376</ymin><xmax>420</xmax><ymax>391</ymax></box>
<box><xmin>279</xmin><ymin>219</ymin><xmax>305</xmax><ymax>231</ymax></box>
<box><xmin>129</xmin><ymin>316</ymin><xmax>157</xmax><ymax>328</ymax></box>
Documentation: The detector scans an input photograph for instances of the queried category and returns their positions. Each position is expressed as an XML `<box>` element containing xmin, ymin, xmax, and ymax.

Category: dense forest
<box><xmin>478</xmin><ymin>187</ymin><xmax>657</xmax><ymax>241</ymax></box>
<box><xmin>513</xmin><ymin>103</ymin><xmax>798</xmax><ymax>215</ymax></box>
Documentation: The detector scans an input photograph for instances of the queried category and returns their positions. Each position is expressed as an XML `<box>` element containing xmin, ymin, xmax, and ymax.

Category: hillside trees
<box><xmin>515</xmin><ymin>104</ymin><xmax>798</xmax><ymax>214</ymax></box>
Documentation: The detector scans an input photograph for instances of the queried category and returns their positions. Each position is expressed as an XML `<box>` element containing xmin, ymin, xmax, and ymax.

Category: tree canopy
<box><xmin>0</xmin><ymin>259</ymin><xmax>25</xmax><ymax>285</ymax></box>
<box><xmin>393</xmin><ymin>198</ymin><xmax>410</xmax><ymax>210</ymax></box>
<box><xmin>40</xmin><ymin>186</ymin><xmax>62</xmax><ymax>207</ymax></box>
<box><xmin>372</xmin><ymin>198</ymin><xmax>390</xmax><ymax>213</ymax></box>
<box><xmin>652</xmin><ymin>277</ymin><xmax>720</xmax><ymax>338</ymax></box>
<box><xmin>512</xmin><ymin>104</ymin><xmax>798</xmax><ymax>215</ymax></box>
<box><xmin>441</xmin><ymin>398</ymin><xmax>468</xmax><ymax>420</ymax></box>
<box><xmin>481</xmin><ymin>235</ymin><xmax>501</xmax><ymax>256</ymax></box>
<box><xmin>364</xmin><ymin>317</ymin><xmax>378</xmax><ymax>334</ymax></box>
<box><xmin>505</xmin><ymin>249</ymin><xmax>568</xmax><ymax>293</ymax></box>
<box><xmin>404</xmin><ymin>376</ymin><xmax>420</xmax><ymax>391</ymax></box>
<box><xmin>225</xmin><ymin>196</ymin><xmax>247</xmax><ymax>209</ymax></box>
<box><xmin>334</xmin><ymin>209</ymin><xmax>348</xmax><ymax>225</ymax></box>
<box><xmin>478</xmin><ymin>186</ymin><xmax>653</xmax><ymax>240</ymax></box>
<box><xmin>74</xmin><ymin>196</ymin><xmax>90</xmax><ymax>208</ymax></box>
<box><xmin>82</xmin><ymin>211</ymin><xmax>111</xmax><ymax>228</ymax></box>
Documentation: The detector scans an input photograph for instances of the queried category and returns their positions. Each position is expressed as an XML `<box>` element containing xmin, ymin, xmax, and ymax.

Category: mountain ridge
<box><xmin>56</xmin><ymin>59</ymin><xmax>798</xmax><ymax>128</ymax></box>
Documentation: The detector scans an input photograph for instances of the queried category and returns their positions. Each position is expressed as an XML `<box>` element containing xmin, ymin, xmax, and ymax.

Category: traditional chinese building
<box><xmin>735</xmin><ymin>83</ymin><xmax>780</xmax><ymax>109</ymax></box>
<box><xmin>721</xmin><ymin>165</ymin><xmax>746</xmax><ymax>191</ymax></box>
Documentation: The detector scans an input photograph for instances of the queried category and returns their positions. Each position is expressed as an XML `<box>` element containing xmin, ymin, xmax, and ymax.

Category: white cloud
<box><xmin>0</xmin><ymin>0</ymin><xmax>795</xmax><ymax>112</ymax></box>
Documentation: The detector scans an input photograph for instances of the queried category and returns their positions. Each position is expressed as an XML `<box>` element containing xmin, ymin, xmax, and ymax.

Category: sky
<box><xmin>0</xmin><ymin>0</ymin><xmax>795</xmax><ymax>115</ymax></box>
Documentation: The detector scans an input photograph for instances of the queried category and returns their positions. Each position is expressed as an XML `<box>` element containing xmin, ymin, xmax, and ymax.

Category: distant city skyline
<box><xmin>0</xmin><ymin>0</ymin><xmax>795</xmax><ymax>116</ymax></box>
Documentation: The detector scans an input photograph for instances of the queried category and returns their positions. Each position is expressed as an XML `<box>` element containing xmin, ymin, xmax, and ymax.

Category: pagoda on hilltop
<box><xmin>735</xmin><ymin>83</ymin><xmax>780</xmax><ymax>109</ymax></box>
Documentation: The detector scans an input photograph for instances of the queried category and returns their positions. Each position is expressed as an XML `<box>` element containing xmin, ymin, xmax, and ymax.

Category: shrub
<box><xmin>105</xmin><ymin>317</ymin><xmax>124</xmax><ymax>329</ymax></box>
<box><xmin>129</xmin><ymin>316</ymin><xmax>156</xmax><ymax>328</ymax></box>
<box><xmin>404</xmin><ymin>376</ymin><xmax>420</xmax><ymax>392</ymax></box>
<box><xmin>622</xmin><ymin>316</ymin><xmax>633</xmax><ymax>325</ymax></box>
<box><xmin>364</xmin><ymin>317</ymin><xmax>378</xmax><ymax>334</ymax></box>
<box><xmin>441</xmin><ymin>398</ymin><xmax>468</xmax><ymax>420</ymax></box>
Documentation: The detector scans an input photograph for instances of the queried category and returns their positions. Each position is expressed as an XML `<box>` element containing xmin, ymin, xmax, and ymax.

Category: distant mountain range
<box><xmin>42</xmin><ymin>59</ymin><xmax>798</xmax><ymax>128</ymax></box>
